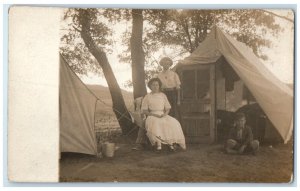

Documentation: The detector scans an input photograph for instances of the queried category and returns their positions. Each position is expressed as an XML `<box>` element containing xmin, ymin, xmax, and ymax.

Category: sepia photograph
<box><xmin>58</xmin><ymin>8</ymin><xmax>294</xmax><ymax>183</ymax></box>
<box><xmin>7</xmin><ymin>5</ymin><xmax>294</xmax><ymax>184</ymax></box>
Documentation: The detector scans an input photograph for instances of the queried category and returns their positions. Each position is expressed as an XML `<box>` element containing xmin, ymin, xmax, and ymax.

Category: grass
<box><xmin>60</xmin><ymin>140</ymin><xmax>293</xmax><ymax>183</ymax></box>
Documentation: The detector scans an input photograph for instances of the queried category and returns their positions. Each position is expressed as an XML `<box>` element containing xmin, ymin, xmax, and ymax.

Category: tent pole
<box><xmin>225</xmin><ymin>92</ymin><xmax>226</xmax><ymax>110</ymax></box>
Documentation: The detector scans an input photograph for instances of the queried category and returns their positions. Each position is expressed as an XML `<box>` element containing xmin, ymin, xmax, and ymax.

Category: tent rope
<box><xmin>62</xmin><ymin>55</ymin><xmax>171</xmax><ymax>147</ymax></box>
<box><xmin>61</xmin><ymin>55</ymin><xmax>137</xmax><ymax>136</ymax></box>
<box><xmin>96</xmin><ymin>95</ymin><xmax>172</xmax><ymax>146</ymax></box>
<box><xmin>95</xmin><ymin>95</ymin><xmax>134</xmax><ymax>123</ymax></box>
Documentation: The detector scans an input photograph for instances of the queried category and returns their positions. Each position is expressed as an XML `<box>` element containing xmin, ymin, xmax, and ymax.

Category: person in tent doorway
<box><xmin>157</xmin><ymin>57</ymin><xmax>181</xmax><ymax>118</ymax></box>
<box><xmin>225</xmin><ymin>112</ymin><xmax>259</xmax><ymax>155</ymax></box>
<box><xmin>141</xmin><ymin>78</ymin><xmax>186</xmax><ymax>152</ymax></box>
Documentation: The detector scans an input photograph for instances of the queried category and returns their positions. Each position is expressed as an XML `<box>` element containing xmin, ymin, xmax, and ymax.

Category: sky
<box><xmin>262</xmin><ymin>9</ymin><xmax>294</xmax><ymax>84</ymax></box>
<box><xmin>78</xmin><ymin>9</ymin><xmax>295</xmax><ymax>91</ymax></box>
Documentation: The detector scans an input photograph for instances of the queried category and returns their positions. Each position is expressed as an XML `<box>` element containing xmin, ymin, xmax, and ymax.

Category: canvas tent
<box><xmin>176</xmin><ymin>26</ymin><xmax>293</xmax><ymax>143</ymax></box>
<box><xmin>60</xmin><ymin>55</ymin><xmax>98</xmax><ymax>155</ymax></box>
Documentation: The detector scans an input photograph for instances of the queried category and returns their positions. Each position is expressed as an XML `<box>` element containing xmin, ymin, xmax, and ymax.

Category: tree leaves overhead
<box><xmin>118</xmin><ymin>9</ymin><xmax>282</xmax><ymax>88</ymax></box>
<box><xmin>144</xmin><ymin>9</ymin><xmax>215</xmax><ymax>53</ymax></box>
<box><xmin>142</xmin><ymin>9</ymin><xmax>281</xmax><ymax>60</ymax></box>
<box><xmin>120</xmin><ymin>9</ymin><xmax>281</xmax><ymax>71</ymax></box>
<box><xmin>60</xmin><ymin>8</ymin><xmax>113</xmax><ymax>76</ymax></box>
<box><xmin>60</xmin><ymin>8</ymin><xmax>283</xmax><ymax>78</ymax></box>
<box><xmin>219</xmin><ymin>9</ymin><xmax>282</xmax><ymax>60</ymax></box>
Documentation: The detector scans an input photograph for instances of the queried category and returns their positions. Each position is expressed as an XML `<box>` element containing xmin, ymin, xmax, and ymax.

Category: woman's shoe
<box><xmin>155</xmin><ymin>146</ymin><xmax>162</xmax><ymax>153</ymax></box>
<box><xmin>156</xmin><ymin>142</ymin><xmax>162</xmax><ymax>151</ymax></box>
<box><xmin>169</xmin><ymin>145</ymin><xmax>175</xmax><ymax>152</ymax></box>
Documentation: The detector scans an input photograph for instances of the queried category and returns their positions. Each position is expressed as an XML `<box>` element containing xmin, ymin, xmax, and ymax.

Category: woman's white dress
<box><xmin>141</xmin><ymin>92</ymin><xmax>186</xmax><ymax>149</ymax></box>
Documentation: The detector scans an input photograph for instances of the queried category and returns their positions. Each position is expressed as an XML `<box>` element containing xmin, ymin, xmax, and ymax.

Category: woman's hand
<box><xmin>152</xmin><ymin>114</ymin><xmax>166</xmax><ymax>118</ymax></box>
<box><xmin>148</xmin><ymin>113</ymin><xmax>167</xmax><ymax>118</ymax></box>
<box><xmin>151</xmin><ymin>113</ymin><xmax>162</xmax><ymax>118</ymax></box>
<box><xmin>160</xmin><ymin>113</ymin><xmax>167</xmax><ymax>118</ymax></box>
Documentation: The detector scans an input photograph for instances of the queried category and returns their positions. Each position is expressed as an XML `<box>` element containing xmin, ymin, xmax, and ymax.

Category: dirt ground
<box><xmin>60</xmin><ymin>140</ymin><xmax>293</xmax><ymax>183</ymax></box>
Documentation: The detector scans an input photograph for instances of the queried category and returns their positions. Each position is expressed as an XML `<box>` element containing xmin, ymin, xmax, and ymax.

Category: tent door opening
<box><xmin>178</xmin><ymin>64</ymin><xmax>216</xmax><ymax>144</ymax></box>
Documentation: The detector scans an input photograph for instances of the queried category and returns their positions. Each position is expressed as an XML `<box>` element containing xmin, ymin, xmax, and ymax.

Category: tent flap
<box><xmin>60</xmin><ymin>55</ymin><xmax>98</xmax><ymax>155</ymax></box>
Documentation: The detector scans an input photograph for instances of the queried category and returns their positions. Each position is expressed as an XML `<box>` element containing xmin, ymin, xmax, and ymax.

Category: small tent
<box><xmin>176</xmin><ymin>26</ymin><xmax>293</xmax><ymax>143</ymax></box>
<box><xmin>59</xmin><ymin>55</ymin><xmax>98</xmax><ymax>155</ymax></box>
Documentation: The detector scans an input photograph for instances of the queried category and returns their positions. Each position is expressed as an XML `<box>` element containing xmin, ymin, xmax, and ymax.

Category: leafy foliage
<box><xmin>118</xmin><ymin>9</ymin><xmax>282</xmax><ymax>87</ymax></box>
<box><xmin>218</xmin><ymin>9</ymin><xmax>282</xmax><ymax>59</ymax></box>
<box><xmin>60</xmin><ymin>8</ymin><xmax>113</xmax><ymax>76</ymax></box>
<box><xmin>143</xmin><ymin>9</ymin><xmax>281</xmax><ymax>60</ymax></box>
<box><xmin>61</xmin><ymin>8</ymin><xmax>283</xmax><ymax>87</ymax></box>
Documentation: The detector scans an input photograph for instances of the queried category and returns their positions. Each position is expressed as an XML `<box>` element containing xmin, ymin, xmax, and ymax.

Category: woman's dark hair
<box><xmin>147</xmin><ymin>78</ymin><xmax>162</xmax><ymax>90</ymax></box>
<box><xmin>235</xmin><ymin>112</ymin><xmax>246</xmax><ymax>121</ymax></box>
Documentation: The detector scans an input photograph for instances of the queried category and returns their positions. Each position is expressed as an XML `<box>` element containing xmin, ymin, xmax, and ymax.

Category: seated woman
<box><xmin>141</xmin><ymin>78</ymin><xmax>186</xmax><ymax>151</ymax></box>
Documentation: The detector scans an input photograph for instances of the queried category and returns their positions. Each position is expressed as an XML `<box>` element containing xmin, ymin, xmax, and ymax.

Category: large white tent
<box><xmin>60</xmin><ymin>55</ymin><xmax>98</xmax><ymax>155</ymax></box>
<box><xmin>177</xmin><ymin>26</ymin><xmax>293</xmax><ymax>143</ymax></box>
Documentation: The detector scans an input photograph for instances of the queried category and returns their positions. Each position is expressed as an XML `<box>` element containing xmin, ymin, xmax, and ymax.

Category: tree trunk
<box><xmin>79</xmin><ymin>9</ymin><xmax>134</xmax><ymax>135</ymax></box>
<box><xmin>182</xmin><ymin>19</ymin><xmax>194</xmax><ymax>53</ymax></box>
<box><xmin>130</xmin><ymin>9</ymin><xmax>147</xmax><ymax>99</ymax></box>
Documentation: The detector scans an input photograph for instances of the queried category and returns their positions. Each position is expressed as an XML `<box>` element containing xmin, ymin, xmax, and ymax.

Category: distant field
<box><xmin>86</xmin><ymin>84</ymin><xmax>134</xmax><ymax>132</ymax></box>
<box><xmin>94</xmin><ymin>111</ymin><xmax>119</xmax><ymax>131</ymax></box>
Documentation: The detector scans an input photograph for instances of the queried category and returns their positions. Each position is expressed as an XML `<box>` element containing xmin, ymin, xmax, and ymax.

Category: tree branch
<box><xmin>72</xmin><ymin>25</ymin><xmax>82</xmax><ymax>32</ymax></box>
<box><xmin>261</xmin><ymin>10</ymin><xmax>293</xmax><ymax>23</ymax></box>
<box><xmin>182</xmin><ymin>19</ymin><xmax>194</xmax><ymax>53</ymax></box>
